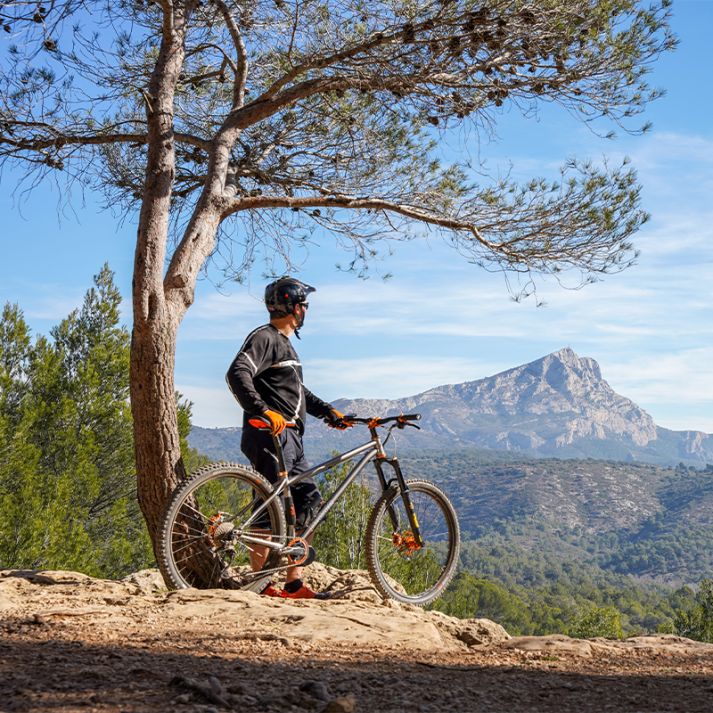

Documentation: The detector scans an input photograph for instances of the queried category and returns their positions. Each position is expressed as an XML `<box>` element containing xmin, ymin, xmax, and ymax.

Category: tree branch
<box><xmin>259</xmin><ymin>21</ymin><xmax>422</xmax><ymax>101</ymax></box>
<box><xmin>219</xmin><ymin>191</ymin><xmax>493</xmax><ymax>250</ymax></box>
<box><xmin>185</xmin><ymin>43</ymin><xmax>238</xmax><ymax>75</ymax></box>
<box><xmin>211</xmin><ymin>0</ymin><xmax>248</xmax><ymax>109</ymax></box>
<box><xmin>0</xmin><ymin>131</ymin><xmax>210</xmax><ymax>154</ymax></box>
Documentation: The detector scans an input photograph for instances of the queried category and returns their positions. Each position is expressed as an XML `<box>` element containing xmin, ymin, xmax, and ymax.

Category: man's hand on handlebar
<box><xmin>324</xmin><ymin>408</ymin><xmax>354</xmax><ymax>430</ymax></box>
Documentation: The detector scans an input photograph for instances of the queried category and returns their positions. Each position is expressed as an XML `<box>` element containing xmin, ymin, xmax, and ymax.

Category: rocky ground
<box><xmin>1</xmin><ymin>565</ymin><xmax>712</xmax><ymax>713</ymax></box>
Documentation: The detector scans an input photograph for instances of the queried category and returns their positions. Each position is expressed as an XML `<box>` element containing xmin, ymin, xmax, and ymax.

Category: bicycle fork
<box><xmin>374</xmin><ymin>456</ymin><xmax>424</xmax><ymax>549</ymax></box>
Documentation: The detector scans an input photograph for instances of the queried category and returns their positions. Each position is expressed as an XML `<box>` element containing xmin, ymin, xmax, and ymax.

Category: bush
<box><xmin>568</xmin><ymin>605</ymin><xmax>624</xmax><ymax>639</ymax></box>
<box><xmin>674</xmin><ymin>579</ymin><xmax>713</xmax><ymax>642</ymax></box>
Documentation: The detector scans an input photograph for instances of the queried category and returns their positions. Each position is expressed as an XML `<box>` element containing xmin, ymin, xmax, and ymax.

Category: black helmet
<box><xmin>264</xmin><ymin>276</ymin><xmax>316</xmax><ymax>317</ymax></box>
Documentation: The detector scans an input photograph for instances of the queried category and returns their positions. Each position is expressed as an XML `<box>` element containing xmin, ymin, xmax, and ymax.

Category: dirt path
<box><xmin>2</xmin><ymin>568</ymin><xmax>712</xmax><ymax>713</ymax></box>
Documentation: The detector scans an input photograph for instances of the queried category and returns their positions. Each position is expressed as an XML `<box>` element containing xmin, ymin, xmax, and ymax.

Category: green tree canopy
<box><xmin>569</xmin><ymin>604</ymin><xmax>624</xmax><ymax>639</ymax></box>
<box><xmin>674</xmin><ymin>579</ymin><xmax>713</xmax><ymax>643</ymax></box>
<box><xmin>0</xmin><ymin>266</ymin><xmax>153</xmax><ymax>576</ymax></box>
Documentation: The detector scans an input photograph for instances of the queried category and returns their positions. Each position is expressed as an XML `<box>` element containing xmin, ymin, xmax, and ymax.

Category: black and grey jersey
<box><xmin>226</xmin><ymin>323</ymin><xmax>332</xmax><ymax>430</ymax></box>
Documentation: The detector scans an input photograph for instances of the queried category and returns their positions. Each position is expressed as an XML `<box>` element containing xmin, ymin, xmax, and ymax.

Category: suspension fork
<box><xmin>372</xmin><ymin>432</ymin><xmax>424</xmax><ymax>547</ymax></box>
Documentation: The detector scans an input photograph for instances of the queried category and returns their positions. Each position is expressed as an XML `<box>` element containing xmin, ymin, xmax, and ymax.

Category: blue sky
<box><xmin>1</xmin><ymin>2</ymin><xmax>712</xmax><ymax>433</ymax></box>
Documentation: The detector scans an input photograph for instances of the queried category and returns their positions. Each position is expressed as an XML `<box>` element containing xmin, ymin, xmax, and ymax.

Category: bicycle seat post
<box><xmin>269</xmin><ymin>432</ymin><xmax>288</xmax><ymax>478</ymax></box>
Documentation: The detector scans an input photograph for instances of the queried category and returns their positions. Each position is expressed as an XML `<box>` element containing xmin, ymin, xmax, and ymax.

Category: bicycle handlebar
<box><xmin>248</xmin><ymin>413</ymin><xmax>421</xmax><ymax>430</ymax></box>
<box><xmin>342</xmin><ymin>413</ymin><xmax>421</xmax><ymax>427</ymax></box>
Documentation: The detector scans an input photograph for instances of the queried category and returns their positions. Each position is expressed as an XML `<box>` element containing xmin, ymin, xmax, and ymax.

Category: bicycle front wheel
<box><xmin>366</xmin><ymin>479</ymin><xmax>460</xmax><ymax>606</ymax></box>
<box><xmin>159</xmin><ymin>462</ymin><xmax>286</xmax><ymax>590</ymax></box>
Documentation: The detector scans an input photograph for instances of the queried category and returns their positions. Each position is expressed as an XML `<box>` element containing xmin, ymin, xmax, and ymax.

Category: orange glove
<box><xmin>327</xmin><ymin>408</ymin><xmax>353</xmax><ymax>430</ymax></box>
<box><xmin>263</xmin><ymin>409</ymin><xmax>287</xmax><ymax>435</ymax></box>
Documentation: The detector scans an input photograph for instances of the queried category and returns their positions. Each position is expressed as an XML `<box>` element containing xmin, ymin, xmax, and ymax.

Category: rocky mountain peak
<box><xmin>329</xmin><ymin>348</ymin><xmax>662</xmax><ymax>456</ymax></box>
<box><xmin>504</xmin><ymin>347</ymin><xmax>599</xmax><ymax>388</ymax></box>
<box><xmin>446</xmin><ymin>347</ymin><xmax>615</xmax><ymax>412</ymax></box>
<box><xmin>190</xmin><ymin>350</ymin><xmax>713</xmax><ymax>466</ymax></box>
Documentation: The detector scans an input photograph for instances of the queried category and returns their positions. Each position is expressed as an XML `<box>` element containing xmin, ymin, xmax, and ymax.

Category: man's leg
<box><xmin>241</xmin><ymin>427</ymin><xmax>281</xmax><ymax>581</ymax></box>
<box><xmin>248</xmin><ymin>529</ymin><xmax>272</xmax><ymax>572</ymax></box>
<box><xmin>280</xmin><ymin>432</ymin><xmax>329</xmax><ymax>598</ymax></box>
<box><xmin>284</xmin><ymin>482</ymin><xmax>321</xmax><ymax>583</ymax></box>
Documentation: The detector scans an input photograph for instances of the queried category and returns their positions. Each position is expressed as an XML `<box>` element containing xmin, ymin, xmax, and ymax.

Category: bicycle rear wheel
<box><xmin>366</xmin><ymin>479</ymin><xmax>460</xmax><ymax>606</ymax></box>
<box><xmin>159</xmin><ymin>462</ymin><xmax>286</xmax><ymax>589</ymax></box>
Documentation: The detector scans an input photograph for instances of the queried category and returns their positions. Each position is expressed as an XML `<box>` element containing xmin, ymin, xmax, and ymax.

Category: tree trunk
<box><xmin>129</xmin><ymin>2</ymin><xmax>190</xmax><ymax>558</ymax></box>
<box><xmin>126</xmin><ymin>2</ymin><xmax>240</xmax><ymax>573</ymax></box>
<box><xmin>130</xmin><ymin>316</ymin><xmax>183</xmax><ymax>555</ymax></box>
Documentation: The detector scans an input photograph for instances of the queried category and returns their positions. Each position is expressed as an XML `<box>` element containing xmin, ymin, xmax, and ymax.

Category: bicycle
<box><xmin>158</xmin><ymin>413</ymin><xmax>460</xmax><ymax>606</ymax></box>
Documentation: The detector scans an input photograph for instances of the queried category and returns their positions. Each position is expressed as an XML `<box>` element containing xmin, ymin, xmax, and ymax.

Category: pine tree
<box><xmin>0</xmin><ymin>267</ymin><xmax>154</xmax><ymax>576</ymax></box>
<box><xmin>674</xmin><ymin>579</ymin><xmax>713</xmax><ymax>643</ymax></box>
<box><xmin>0</xmin><ymin>305</ymin><xmax>45</xmax><ymax>567</ymax></box>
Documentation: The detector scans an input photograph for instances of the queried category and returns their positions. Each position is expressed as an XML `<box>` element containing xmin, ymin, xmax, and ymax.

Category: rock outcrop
<box><xmin>0</xmin><ymin>564</ymin><xmax>508</xmax><ymax>652</ymax></box>
<box><xmin>2</xmin><ymin>566</ymin><xmax>713</xmax><ymax>713</ymax></box>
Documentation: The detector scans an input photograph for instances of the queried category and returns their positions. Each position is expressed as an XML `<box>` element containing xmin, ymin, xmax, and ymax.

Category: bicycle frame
<box><xmin>239</xmin><ymin>423</ymin><xmax>420</xmax><ymax>558</ymax></box>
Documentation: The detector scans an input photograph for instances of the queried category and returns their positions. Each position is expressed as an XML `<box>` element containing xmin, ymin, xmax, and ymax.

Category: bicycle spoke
<box><xmin>171</xmin><ymin>537</ymin><xmax>209</xmax><ymax>555</ymax></box>
<box><xmin>177</xmin><ymin>500</ymin><xmax>214</xmax><ymax>523</ymax></box>
<box><xmin>172</xmin><ymin>522</ymin><xmax>208</xmax><ymax>537</ymax></box>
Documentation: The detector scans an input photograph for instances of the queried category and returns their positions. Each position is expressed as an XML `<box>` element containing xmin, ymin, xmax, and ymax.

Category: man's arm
<box><xmin>304</xmin><ymin>387</ymin><xmax>336</xmax><ymax>420</ymax></box>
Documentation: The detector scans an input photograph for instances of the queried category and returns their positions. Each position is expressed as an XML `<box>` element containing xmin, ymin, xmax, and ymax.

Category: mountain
<box><xmin>190</xmin><ymin>348</ymin><xmax>713</xmax><ymax>466</ymax></box>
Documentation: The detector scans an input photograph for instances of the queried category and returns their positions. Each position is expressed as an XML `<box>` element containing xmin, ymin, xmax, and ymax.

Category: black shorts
<box><xmin>241</xmin><ymin>426</ymin><xmax>321</xmax><ymax>528</ymax></box>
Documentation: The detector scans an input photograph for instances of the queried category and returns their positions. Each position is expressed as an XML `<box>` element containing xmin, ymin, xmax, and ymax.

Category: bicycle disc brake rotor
<box><xmin>392</xmin><ymin>530</ymin><xmax>422</xmax><ymax>556</ymax></box>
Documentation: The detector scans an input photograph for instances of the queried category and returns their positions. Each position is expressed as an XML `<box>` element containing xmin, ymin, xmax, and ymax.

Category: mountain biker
<box><xmin>226</xmin><ymin>276</ymin><xmax>350</xmax><ymax>599</ymax></box>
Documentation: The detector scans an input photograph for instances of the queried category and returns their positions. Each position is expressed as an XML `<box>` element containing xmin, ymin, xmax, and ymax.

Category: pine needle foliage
<box><xmin>0</xmin><ymin>266</ymin><xmax>190</xmax><ymax>577</ymax></box>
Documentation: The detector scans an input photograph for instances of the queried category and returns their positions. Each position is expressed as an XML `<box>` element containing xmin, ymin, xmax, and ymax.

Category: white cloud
<box><xmin>633</xmin><ymin>132</ymin><xmax>713</xmax><ymax>176</ymax></box>
<box><xmin>603</xmin><ymin>348</ymin><xmax>713</xmax><ymax>433</ymax></box>
<box><xmin>25</xmin><ymin>296</ymin><xmax>84</xmax><ymax>321</ymax></box>
<box><xmin>190</xmin><ymin>290</ymin><xmax>264</xmax><ymax>319</ymax></box>
<box><xmin>177</xmin><ymin>383</ymin><xmax>244</xmax><ymax>429</ymax></box>
<box><xmin>307</xmin><ymin>355</ymin><xmax>507</xmax><ymax>401</ymax></box>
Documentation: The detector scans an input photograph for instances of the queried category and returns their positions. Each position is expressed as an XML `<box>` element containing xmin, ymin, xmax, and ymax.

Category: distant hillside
<box><xmin>398</xmin><ymin>451</ymin><xmax>713</xmax><ymax>587</ymax></box>
<box><xmin>190</xmin><ymin>348</ymin><xmax>713</xmax><ymax>466</ymax></box>
<box><xmin>185</xmin><ymin>433</ymin><xmax>713</xmax><ymax>588</ymax></box>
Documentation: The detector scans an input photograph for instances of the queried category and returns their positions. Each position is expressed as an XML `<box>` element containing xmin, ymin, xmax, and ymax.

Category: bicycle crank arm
<box><xmin>283</xmin><ymin>544</ymin><xmax>317</xmax><ymax>566</ymax></box>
